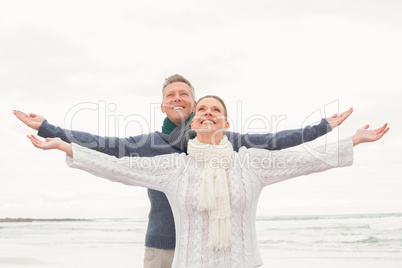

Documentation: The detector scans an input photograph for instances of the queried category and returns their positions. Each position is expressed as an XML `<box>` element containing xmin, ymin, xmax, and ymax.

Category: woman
<box><xmin>27</xmin><ymin>95</ymin><xmax>389</xmax><ymax>267</ymax></box>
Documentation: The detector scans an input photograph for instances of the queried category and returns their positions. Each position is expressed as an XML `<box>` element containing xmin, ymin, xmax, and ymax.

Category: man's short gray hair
<box><xmin>162</xmin><ymin>74</ymin><xmax>195</xmax><ymax>102</ymax></box>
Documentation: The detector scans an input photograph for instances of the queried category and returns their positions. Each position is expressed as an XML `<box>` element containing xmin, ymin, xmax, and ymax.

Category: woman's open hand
<box><xmin>351</xmin><ymin>123</ymin><xmax>389</xmax><ymax>146</ymax></box>
<box><xmin>27</xmin><ymin>135</ymin><xmax>62</xmax><ymax>150</ymax></box>
<box><xmin>27</xmin><ymin>135</ymin><xmax>73</xmax><ymax>156</ymax></box>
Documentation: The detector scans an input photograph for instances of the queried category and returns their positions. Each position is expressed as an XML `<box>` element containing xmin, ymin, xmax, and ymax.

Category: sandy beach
<box><xmin>1</xmin><ymin>245</ymin><xmax>401</xmax><ymax>268</ymax></box>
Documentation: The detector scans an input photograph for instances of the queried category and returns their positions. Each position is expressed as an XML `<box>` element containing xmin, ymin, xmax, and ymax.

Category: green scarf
<box><xmin>161</xmin><ymin>112</ymin><xmax>196</xmax><ymax>153</ymax></box>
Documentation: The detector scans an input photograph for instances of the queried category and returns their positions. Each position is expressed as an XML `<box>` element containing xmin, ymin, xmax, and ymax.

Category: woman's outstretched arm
<box><xmin>27</xmin><ymin>134</ymin><xmax>72</xmax><ymax>156</ymax></box>
<box><xmin>26</xmin><ymin>134</ymin><xmax>185</xmax><ymax>191</ymax></box>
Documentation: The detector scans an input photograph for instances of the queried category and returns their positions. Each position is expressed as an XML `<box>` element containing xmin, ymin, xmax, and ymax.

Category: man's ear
<box><xmin>161</xmin><ymin>103</ymin><xmax>166</xmax><ymax>114</ymax></box>
<box><xmin>192</xmin><ymin>101</ymin><xmax>197</xmax><ymax>111</ymax></box>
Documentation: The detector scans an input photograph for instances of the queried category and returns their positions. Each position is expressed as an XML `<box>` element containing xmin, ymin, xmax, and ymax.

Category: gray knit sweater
<box><xmin>38</xmin><ymin>118</ymin><xmax>331</xmax><ymax>249</ymax></box>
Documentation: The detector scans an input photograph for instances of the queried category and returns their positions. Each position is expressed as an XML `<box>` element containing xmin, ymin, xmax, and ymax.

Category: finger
<box><xmin>16</xmin><ymin>110</ymin><xmax>28</xmax><ymax>118</ymax></box>
<box><xmin>380</xmin><ymin>126</ymin><xmax>390</xmax><ymax>136</ymax></box>
<box><xmin>364</xmin><ymin>124</ymin><xmax>370</xmax><ymax>129</ymax></box>
<box><xmin>375</xmin><ymin>123</ymin><xmax>388</xmax><ymax>134</ymax></box>
<box><xmin>33</xmin><ymin>139</ymin><xmax>44</xmax><ymax>148</ymax></box>
<box><xmin>29</xmin><ymin>113</ymin><xmax>37</xmax><ymax>117</ymax></box>
<box><xmin>374</xmin><ymin>124</ymin><xmax>386</xmax><ymax>135</ymax></box>
<box><xmin>13</xmin><ymin>110</ymin><xmax>28</xmax><ymax>121</ymax></box>
<box><xmin>27</xmin><ymin>137</ymin><xmax>36</xmax><ymax>147</ymax></box>
<box><xmin>14</xmin><ymin>110</ymin><xmax>24</xmax><ymax>115</ymax></box>
<box><xmin>29</xmin><ymin>135</ymin><xmax>40</xmax><ymax>144</ymax></box>
<box><xmin>331</xmin><ymin>113</ymin><xmax>338</xmax><ymax>118</ymax></box>
<box><xmin>27</xmin><ymin>135</ymin><xmax>40</xmax><ymax>148</ymax></box>
<box><xmin>45</xmin><ymin>138</ymin><xmax>52</xmax><ymax>142</ymax></box>
<box><xmin>342</xmin><ymin>108</ymin><xmax>353</xmax><ymax>116</ymax></box>
<box><xmin>376</xmin><ymin>127</ymin><xmax>390</xmax><ymax>140</ymax></box>
<box><xmin>31</xmin><ymin>139</ymin><xmax>40</xmax><ymax>147</ymax></box>
<box><xmin>333</xmin><ymin>108</ymin><xmax>352</xmax><ymax>125</ymax></box>
<box><xmin>338</xmin><ymin>108</ymin><xmax>353</xmax><ymax>121</ymax></box>
<box><xmin>32</xmin><ymin>141</ymin><xmax>42</xmax><ymax>148</ymax></box>
<box><xmin>30</xmin><ymin>135</ymin><xmax>42</xmax><ymax>143</ymax></box>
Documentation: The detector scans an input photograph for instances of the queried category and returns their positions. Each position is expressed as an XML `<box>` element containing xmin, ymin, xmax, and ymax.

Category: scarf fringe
<box><xmin>208</xmin><ymin>218</ymin><xmax>231</xmax><ymax>250</ymax></box>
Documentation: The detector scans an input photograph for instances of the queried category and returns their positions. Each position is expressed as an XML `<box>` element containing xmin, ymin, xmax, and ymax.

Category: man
<box><xmin>14</xmin><ymin>74</ymin><xmax>352</xmax><ymax>268</ymax></box>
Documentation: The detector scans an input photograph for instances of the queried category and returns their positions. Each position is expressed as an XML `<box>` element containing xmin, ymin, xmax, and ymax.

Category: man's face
<box><xmin>161</xmin><ymin>82</ymin><xmax>196</xmax><ymax>126</ymax></box>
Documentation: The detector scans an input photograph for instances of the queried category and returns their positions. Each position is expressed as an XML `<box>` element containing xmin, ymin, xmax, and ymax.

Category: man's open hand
<box><xmin>13</xmin><ymin>110</ymin><xmax>45</xmax><ymax>130</ymax></box>
<box><xmin>326</xmin><ymin>108</ymin><xmax>353</xmax><ymax>129</ymax></box>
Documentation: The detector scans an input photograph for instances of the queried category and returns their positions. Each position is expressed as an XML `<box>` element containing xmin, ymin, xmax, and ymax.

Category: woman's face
<box><xmin>191</xmin><ymin>97</ymin><xmax>229</xmax><ymax>135</ymax></box>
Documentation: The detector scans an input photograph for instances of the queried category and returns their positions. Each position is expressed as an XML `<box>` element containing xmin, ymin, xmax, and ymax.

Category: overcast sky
<box><xmin>1</xmin><ymin>0</ymin><xmax>401</xmax><ymax>219</ymax></box>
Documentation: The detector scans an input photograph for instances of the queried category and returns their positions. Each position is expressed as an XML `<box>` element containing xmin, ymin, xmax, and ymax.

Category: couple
<box><xmin>15</xmin><ymin>74</ymin><xmax>388</xmax><ymax>267</ymax></box>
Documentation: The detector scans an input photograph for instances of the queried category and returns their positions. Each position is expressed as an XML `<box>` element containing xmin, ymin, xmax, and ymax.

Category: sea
<box><xmin>0</xmin><ymin>213</ymin><xmax>401</xmax><ymax>268</ymax></box>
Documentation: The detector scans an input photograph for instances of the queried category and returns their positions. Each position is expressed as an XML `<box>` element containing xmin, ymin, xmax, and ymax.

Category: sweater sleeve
<box><xmin>66</xmin><ymin>143</ymin><xmax>186</xmax><ymax>191</ymax></box>
<box><xmin>38</xmin><ymin>120</ymin><xmax>150</xmax><ymax>158</ymax></box>
<box><xmin>244</xmin><ymin>137</ymin><xmax>353</xmax><ymax>187</ymax></box>
<box><xmin>227</xmin><ymin>118</ymin><xmax>331</xmax><ymax>151</ymax></box>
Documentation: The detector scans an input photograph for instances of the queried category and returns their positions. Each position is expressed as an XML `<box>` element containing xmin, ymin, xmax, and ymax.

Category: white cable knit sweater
<box><xmin>66</xmin><ymin>137</ymin><xmax>353</xmax><ymax>268</ymax></box>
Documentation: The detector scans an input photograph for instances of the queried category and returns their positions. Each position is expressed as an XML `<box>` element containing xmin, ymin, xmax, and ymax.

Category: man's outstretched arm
<box><xmin>227</xmin><ymin>108</ymin><xmax>353</xmax><ymax>151</ymax></box>
<box><xmin>13</xmin><ymin>110</ymin><xmax>142</xmax><ymax>158</ymax></box>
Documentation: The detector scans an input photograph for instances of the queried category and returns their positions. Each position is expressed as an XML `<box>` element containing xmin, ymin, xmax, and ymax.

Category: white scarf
<box><xmin>187</xmin><ymin>135</ymin><xmax>234</xmax><ymax>250</ymax></box>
